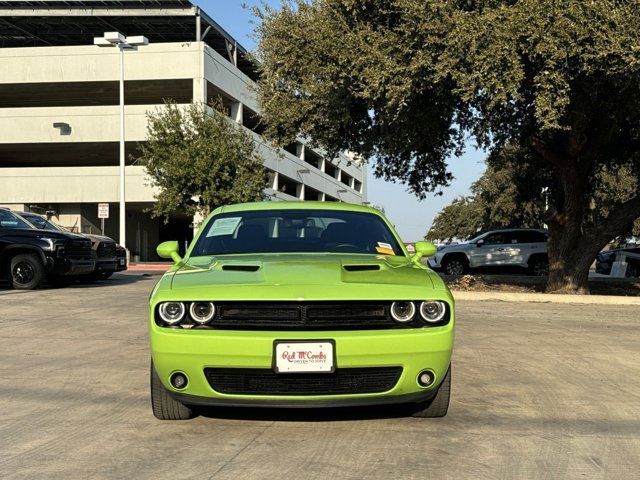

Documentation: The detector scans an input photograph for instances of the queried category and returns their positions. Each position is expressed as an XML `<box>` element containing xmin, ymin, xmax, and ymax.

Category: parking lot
<box><xmin>1</xmin><ymin>273</ymin><xmax>639</xmax><ymax>479</ymax></box>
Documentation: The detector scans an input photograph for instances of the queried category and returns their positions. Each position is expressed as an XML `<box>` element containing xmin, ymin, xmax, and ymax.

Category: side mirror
<box><xmin>412</xmin><ymin>241</ymin><xmax>437</xmax><ymax>263</ymax></box>
<box><xmin>157</xmin><ymin>240</ymin><xmax>182</xmax><ymax>264</ymax></box>
<box><xmin>476</xmin><ymin>239</ymin><xmax>484</xmax><ymax>247</ymax></box>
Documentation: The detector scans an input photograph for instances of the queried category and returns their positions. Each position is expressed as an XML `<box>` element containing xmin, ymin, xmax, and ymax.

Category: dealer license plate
<box><xmin>274</xmin><ymin>341</ymin><xmax>335</xmax><ymax>373</ymax></box>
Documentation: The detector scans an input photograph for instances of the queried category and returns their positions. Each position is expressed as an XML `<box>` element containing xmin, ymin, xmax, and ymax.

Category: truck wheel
<box><xmin>10</xmin><ymin>254</ymin><xmax>44</xmax><ymax>290</ymax></box>
<box><xmin>412</xmin><ymin>366</ymin><xmax>451</xmax><ymax>418</ymax></box>
<box><xmin>150</xmin><ymin>360</ymin><xmax>195</xmax><ymax>420</ymax></box>
<box><xmin>442</xmin><ymin>257</ymin><xmax>468</xmax><ymax>275</ymax></box>
<box><xmin>529</xmin><ymin>257</ymin><xmax>549</xmax><ymax>276</ymax></box>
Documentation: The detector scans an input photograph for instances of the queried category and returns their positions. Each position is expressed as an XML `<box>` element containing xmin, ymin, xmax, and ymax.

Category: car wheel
<box><xmin>412</xmin><ymin>366</ymin><xmax>451</xmax><ymax>418</ymax></box>
<box><xmin>442</xmin><ymin>257</ymin><xmax>468</xmax><ymax>276</ymax></box>
<box><xmin>10</xmin><ymin>253</ymin><xmax>44</xmax><ymax>290</ymax></box>
<box><xmin>150</xmin><ymin>360</ymin><xmax>195</xmax><ymax>420</ymax></box>
<box><xmin>529</xmin><ymin>258</ymin><xmax>549</xmax><ymax>276</ymax></box>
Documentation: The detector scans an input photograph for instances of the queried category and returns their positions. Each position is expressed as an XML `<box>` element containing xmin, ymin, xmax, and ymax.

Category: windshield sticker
<box><xmin>206</xmin><ymin>217</ymin><xmax>242</xmax><ymax>237</ymax></box>
<box><xmin>376</xmin><ymin>242</ymin><xmax>394</xmax><ymax>255</ymax></box>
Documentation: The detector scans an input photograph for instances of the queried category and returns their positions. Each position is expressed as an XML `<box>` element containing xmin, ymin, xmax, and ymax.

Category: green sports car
<box><xmin>149</xmin><ymin>202</ymin><xmax>454</xmax><ymax>419</ymax></box>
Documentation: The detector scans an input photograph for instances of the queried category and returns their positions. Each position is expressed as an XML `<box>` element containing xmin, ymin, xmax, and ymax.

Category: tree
<box><xmin>138</xmin><ymin>102</ymin><xmax>269</xmax><ymax>221</ymax></box>
<box><xmin>253</xmin><ymin>0</ymin><xmax>640</xmax><ymax>293</ymax></box>
<box><xmin>426</xmin><ymin>196</ymin><xmax>484</xmax><ymax>242</ymax></box>
<box><xmin>426</xmin><ymin>145</ymin><xmax>547</xmax><ymax>241</ymax></box>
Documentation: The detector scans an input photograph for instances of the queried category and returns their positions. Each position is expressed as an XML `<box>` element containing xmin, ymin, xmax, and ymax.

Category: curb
<box><xmin>452</xmin><ymin>290</ymin><xmax>640</xmax><ymax>306</ymax></box>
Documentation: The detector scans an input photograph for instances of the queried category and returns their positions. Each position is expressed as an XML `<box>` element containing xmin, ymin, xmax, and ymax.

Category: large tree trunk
<box><xmin>545</xmin><ymin>160</ymin><xmax>593</xmax><ymax>294</ymax></box>
<box><xmin>531</xmin><ymin>137</ymin><xmax>640</xmax><ymax>294</ymax></box>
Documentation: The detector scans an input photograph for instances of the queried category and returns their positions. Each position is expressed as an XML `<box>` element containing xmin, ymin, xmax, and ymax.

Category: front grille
<box><xmin>210</xmin><ymin>302</ymin><xmax>405</xmax><ymax>330</ymax></box>
<box><xmin>65</xmin><ymin>239</ymin><xmax>92</xmax><ymax>257</ymax></box>
<box><xmin>97</xmin><ymin>241</ymin><xmax>116</xmax><ymax>258</ymax></box>
<box><xmin>204</xmin><ymin>367</ymin><xmax>403</xmax><ymax>395</ymax></box>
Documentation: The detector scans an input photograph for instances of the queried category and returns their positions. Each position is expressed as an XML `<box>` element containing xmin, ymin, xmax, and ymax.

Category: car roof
<box><xmin>215</xmin><ymin>201</ymin><xmax>381</xmax><ymax>215</ymax></box>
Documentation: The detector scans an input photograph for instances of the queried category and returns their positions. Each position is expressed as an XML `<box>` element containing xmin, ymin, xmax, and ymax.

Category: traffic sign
<box><xmin>98</xmin><ymin>203</ymin><xmax>109</xmax><ymax>219</ymax></box>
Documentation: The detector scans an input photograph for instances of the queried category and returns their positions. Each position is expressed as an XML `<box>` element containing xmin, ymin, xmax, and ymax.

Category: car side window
<box><xmin>483</xmin><ymin>233</ymin><xmax>507</xmax><ymax>245</ymax></box>
<box><xmin>0</xmin><ymin>210</ymin><xmax>31</xmax><ymax>229</ymax></box>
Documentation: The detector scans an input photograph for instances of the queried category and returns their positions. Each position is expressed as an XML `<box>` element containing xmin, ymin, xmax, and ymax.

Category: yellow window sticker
<box><xmin>376</xmin><ymin>242</ymin><xmax>394</xmax><ymax>255</ymax></box>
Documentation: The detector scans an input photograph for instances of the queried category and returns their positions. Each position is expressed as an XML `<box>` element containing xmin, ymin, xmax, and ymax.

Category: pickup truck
<box><xmin>0</xmin><ymin>209</ymin><xmax>95</xmax><ymax>289</ymax></box>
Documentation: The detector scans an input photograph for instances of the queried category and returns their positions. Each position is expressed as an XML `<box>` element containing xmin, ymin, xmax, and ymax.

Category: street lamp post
<box><xmin>93</xmin><ymin>32</ymin><xmax>149</xmax><ymax>250</ymax></box>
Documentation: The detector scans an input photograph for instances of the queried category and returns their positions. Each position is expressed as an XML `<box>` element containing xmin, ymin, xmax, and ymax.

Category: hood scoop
<box><xmin>343</xmin><ymin>264</ymin><xmax>381</xmax><ymax>272</ymax></box>
<box><xmin>221</xmin><ymin>264</ymin><xmax>261</xmax><ymax>272</ymax></box>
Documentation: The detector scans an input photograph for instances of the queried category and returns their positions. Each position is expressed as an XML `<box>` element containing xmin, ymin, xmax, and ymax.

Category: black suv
<box><xmin>17</xmin><ymin>211</ymin><xmax>119</xmax><ymax>280</ymax></box>
<box><xmin>0</xmin><ymin>209</ymin><xmax>95</xmax><ymax>289</ymax></box>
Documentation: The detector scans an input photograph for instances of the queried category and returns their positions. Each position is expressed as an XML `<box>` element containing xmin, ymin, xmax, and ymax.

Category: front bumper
<box><xmin>150</xmin><ymin>324</ymin><xmax>454</xmax><ymax>407</ymax></box>
<box><xmin>47</xmin><ymin>256</ymin><xmax>96</xmax><ymax>276</ymax></box>
<box><xmin>95</xmin><ymin>258</ymin><xmax>118</xmax><ymax>273</ymax></box>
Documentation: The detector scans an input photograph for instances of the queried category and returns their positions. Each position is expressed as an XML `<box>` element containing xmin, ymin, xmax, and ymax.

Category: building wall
<box><xmin>0</xmin><ymin>41</ymin><xmax>367</xmax><ymax>258</ymax></box>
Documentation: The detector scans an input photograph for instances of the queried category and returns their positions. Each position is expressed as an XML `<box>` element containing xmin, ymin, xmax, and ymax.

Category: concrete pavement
<box><xmin>0</xmin><ymin>274</ymin><xmax>639</xmax><ymax>479</ymax></box>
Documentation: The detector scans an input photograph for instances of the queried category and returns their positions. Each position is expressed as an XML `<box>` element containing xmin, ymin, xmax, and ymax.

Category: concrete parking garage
<box><xmin>1</xmin><ymin>274</ymin><xmax>638</xmax><ymax>479</ymax></box>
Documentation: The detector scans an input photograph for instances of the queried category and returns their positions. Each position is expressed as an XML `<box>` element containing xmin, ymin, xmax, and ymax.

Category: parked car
<box><xmin>149</xmin><ymin>202</ymin><xmax>454</xmax><ymax>420</ymax></box>
<box><xmin>0</xmin><ymin>208</ymin><xmax>95</xmax><ymax>289</ymax></box>
<box><xmin>428</xmin><ymin>228</ymin><xmax>549</xmax><ymax>276</ymax></box>
<box><xmin>115</xmin><ymin>244</ymin><xmax>128</xmax><ymax>272</ymax></box>
<box><xmin>596</xmin><ymin>245</ymin><xmax>640</xmax><ymax>278</ymax></box>
<box><xmin>16</xmin><ymin>211</ymin><xmax>121</xmax><ymax>280</ymax></box>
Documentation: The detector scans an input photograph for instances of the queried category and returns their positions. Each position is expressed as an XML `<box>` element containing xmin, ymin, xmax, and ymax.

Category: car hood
<box><xmin>160</xmin><ymin>253</ymin><xmax>440</xmax><ymax>301</ymax></box>
<box><xmin>0</xmin><ymin>228</ymin><xmax>86</xmax><ymax>241</ymax></box>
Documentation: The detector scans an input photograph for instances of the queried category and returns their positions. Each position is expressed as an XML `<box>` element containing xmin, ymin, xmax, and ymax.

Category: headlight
<box><xmin>390</xmin><ymin>301</ymin><xmax>416</xmax><ymax>323</ymax></box>
<box><xmin>419</xmin><ymin>301</ymin><xmax>447</xmax><ymax>323</ymax></box>
<box><xmin>39</xmin><ymin>237</ymin><xmax>65</xmax><ymax>251</ymax></box>
<box><xmin>189</xmin><ymin>302</ymin><xmax>215</xmax><ymax>324</ymax></box>
<box><xmin>158</xmin><ymin>302</ymin><xmax>186</xmax><ymax>325</ymax></box>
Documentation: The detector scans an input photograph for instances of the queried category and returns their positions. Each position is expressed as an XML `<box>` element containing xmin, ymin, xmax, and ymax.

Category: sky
<box><xmin>196</xmin><ymin>0</ymin><xmax>487</xmax><ymax>241</ymax></box>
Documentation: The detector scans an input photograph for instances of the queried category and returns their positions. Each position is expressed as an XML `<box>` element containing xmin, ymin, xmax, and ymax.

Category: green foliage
<box><xmin>426</xmin><ymin>145</ymin><xmax>547</xmax><ymax>241</ymax></box>
<box><xmin>426</xmin><ymin>196</ymin><xmax>484</xmax><ymax>242</ymax></box>
<box><xmin>138</xmin><ymin>102</ymin><xmax>269</xmax><ymax>222</ymax></box>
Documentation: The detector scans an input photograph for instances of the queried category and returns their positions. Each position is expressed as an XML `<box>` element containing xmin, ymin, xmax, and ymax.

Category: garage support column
<box><xmin>231</xmin><ymin>102</ymin><xmax>243</xmax><ymax>124</ymax></box>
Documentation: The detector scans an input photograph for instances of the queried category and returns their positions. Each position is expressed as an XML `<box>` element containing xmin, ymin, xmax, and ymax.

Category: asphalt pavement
<box><xmin>1</xmin><ymin>273</ymin><xmax>638</xmax><ymax>479</ymax></box>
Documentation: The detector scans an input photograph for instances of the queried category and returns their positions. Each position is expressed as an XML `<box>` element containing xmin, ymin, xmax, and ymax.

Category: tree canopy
<box><xmin>138</xmin><ymin>102</ymin><xmax>269</xmax><ymax>222</ymax></box>
<box><xmin>254</xmin><ymin>0</ymin><xmax>640</xmax><ymax>292</ymax></box>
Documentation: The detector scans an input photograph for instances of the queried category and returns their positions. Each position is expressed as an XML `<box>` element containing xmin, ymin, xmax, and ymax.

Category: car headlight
<box><xmin>390</xmin><ymin>301</ymin><xmax>416</xmax><ymax>323</ymax></box>
<box><xmin>419</xmin><ymin>301</ymin><xmax>447</xmax><ymax>323</ymax></box>
<box><xmin>158</xmin><ymin>302</ymin><xmax>186</xmax><ymax>325</ymax></box>
<box><xmin>39</xmin><ymin>237</ymin><xmax>65</xmax><ymax>252</ymax></box>
<box><xmin>189</xmin><ymin>302</ymin><xmax>215</xmax><ymax>324</ymax></box>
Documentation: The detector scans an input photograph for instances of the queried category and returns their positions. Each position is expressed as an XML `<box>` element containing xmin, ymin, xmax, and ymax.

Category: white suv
<box><xmin>428</xmin><ymin>229</ymin><xmax>549</xmax><ymax>276</ymax></box>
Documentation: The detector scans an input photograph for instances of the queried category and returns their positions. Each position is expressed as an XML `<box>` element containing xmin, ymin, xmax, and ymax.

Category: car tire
<box><xmin>529</xmin><ymin>257</ymin><xmax>549</xmax><ymax>276</ymax></box>
<box><xmin>150</xmin><ymin>360</ymin><xmax>195</xmax><ymax>420</ymax></box>
<box><xmin>10</xmin><ymin>253</ymin><xmax>44</xmax><ymax>290</ymax></box>
<box><xmin>411</xmin><ymin>366</ymin><xmax>451</xmax><ymax>418</ymax></box>
<box><xmin>442</xmin><ymin>257</ymin><xmax>468</xmax><ymax>276</ymax></box>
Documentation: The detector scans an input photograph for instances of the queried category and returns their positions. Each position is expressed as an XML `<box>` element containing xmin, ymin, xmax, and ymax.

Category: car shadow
<box><xmin>196</xmin><ymin>403</ymin><xmax>414</xmax><ymax>422</ymax></box>
<box><xmin>0</xmin><ymin>272</ymin><xmax>157</xmax><ymax>291</ymax></box>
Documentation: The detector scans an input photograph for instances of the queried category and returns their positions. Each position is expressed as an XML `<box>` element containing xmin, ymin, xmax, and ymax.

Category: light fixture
<box><xmin>52</xmin><ymin>122</ymin><xmax>71</xmax><ymax>135</ymax></box>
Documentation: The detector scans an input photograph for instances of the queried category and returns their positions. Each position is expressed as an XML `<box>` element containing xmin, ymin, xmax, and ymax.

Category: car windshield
<box><xmin>191</xmin><ymin>209</ymin><xmax>404</xmax><ymax>256</ymax></box>
<box><xmin>19</xmin><ymin>213</ymin><xmax>65</xmax><ymax>232</ymax></box>
<box><xmin>0</xmin><ymin>210</ymin><xmax>34</xmax><ymax>229</ymax></box>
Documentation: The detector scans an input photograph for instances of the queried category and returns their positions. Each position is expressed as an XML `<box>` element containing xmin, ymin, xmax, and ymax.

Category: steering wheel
<box><xmin>332</xmin><ymin>243</ymin><xmax>360</xmax><ymax>252</ymax></box>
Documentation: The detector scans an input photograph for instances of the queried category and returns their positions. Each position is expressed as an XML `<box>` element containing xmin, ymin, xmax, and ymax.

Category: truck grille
<box><xmin>211</xmin><ymin>302</ymin><xmax>405</xmax><ymax>330</ymax></box>
<box><xmin>203</xmin><ymin>367</ymin><xmax>403</xmax><ymax>395</ymax></box>
<box><xmin>97</xmin><ymin>241</ymin><xmax>116</xmax><ymax>258</ymax></box>
<box><xmin>65</xmin><ymin>238</ymin><xmax>92</xmax><ymax>257</ymax></box>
